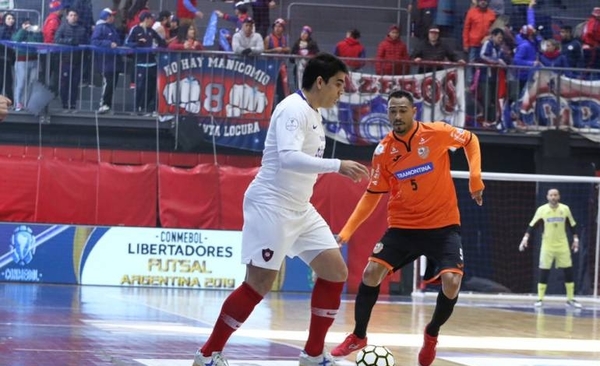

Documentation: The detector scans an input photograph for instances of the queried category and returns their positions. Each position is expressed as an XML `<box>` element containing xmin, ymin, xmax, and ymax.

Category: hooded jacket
<box><xmin>91</xmin><ymin>19</ymin><xmax>123</xmax><ymax>73</ymax></box>
<box><xmin>375</xmin><ymin>35</ymin><xmax>409</xmax><ymax>75</ymax></box>
<box><xmin>333</xmin><ymin>37</ymin><xmax>365</xmax><ymax>71</ymax></box>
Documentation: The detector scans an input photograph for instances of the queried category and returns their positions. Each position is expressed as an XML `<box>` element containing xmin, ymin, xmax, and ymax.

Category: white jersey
<box><xmin>245</xmin><ymin>92</ymin><xmax>340</xmax><ymax>210</ymax></box>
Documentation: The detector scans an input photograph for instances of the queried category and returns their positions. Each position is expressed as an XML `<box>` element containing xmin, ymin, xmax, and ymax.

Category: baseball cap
<box><xmin>98</xmin><ymin>8</ymin><xmax>117</xmax><ymax>21</ymax></box>
<box><xmin>388</xmin><ymin>25</ymin><xmax>400</xmax><ymax>33</ymax></box>
<box><xmin>139</xmin><ymin>11</ymin><xmax>155</xmax><ymax>22</ymax></box>
<box><xmin>593</xmin><ymin>7</ymin><xmax>600</xmax><ymax>17</ymax></box>
<box><xmin>49</xmin><ymin>0</ymin><xmax>62</xmax><ymax>12</ymax></box>
<box><xmin>428</xmin><ymin>25</ymin><xmax>440</xmax><ymax>33</ymax></box>
<box><xmin>243</xmin><ymin>16</ymin><xmax>254</xmax><ymax>24</ymax></box>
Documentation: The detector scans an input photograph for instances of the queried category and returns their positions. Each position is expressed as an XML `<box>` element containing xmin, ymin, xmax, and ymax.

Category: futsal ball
<box><xmin>355</xmin><ymin>345</ymin><xmax>395</xmax><ymax>366</ymax></box>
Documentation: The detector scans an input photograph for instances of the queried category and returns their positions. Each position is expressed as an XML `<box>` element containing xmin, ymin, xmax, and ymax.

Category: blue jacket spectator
<box><xmin>539</xmin><ymin>39</ymin><xmax>569</xmax><ymax>74</ymax></box>
<box><xmin>91</xmin><ymin>10</ymin><xmax>123</xmax><ymax>74</ymax></box>
<box><xmin>91</xmin><ymin>8</ymin><xmax>122</xmax><ymax>114</ymax></box>
<box><xmin>560</xmin><ymin>25</ymin><xmax>584</xmax><ymax>72</ymax></box>
<box><xmin>480</xmin><ymin>28</ymin><xmax>508</xmax><ymax>80</ymax></box>
<box><xmin>125</xmin><ymin>11</ymin><xmax>166</xmax><ymax>65</ymax></box>
<box><xmin>513</xmin><ymin>29</ymin><xmax>539</xmax><ymax>81</ymax></box>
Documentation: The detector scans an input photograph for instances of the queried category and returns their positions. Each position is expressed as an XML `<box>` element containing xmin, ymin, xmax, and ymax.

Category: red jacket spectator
<box><xmin>582</xmin><ymin>8</ymin><xmax>600</xmax><ymax>48</ymax></box>
<box><xmin>463</xmin><ymin>1</ymin><xmax>496</xmax><ymax>49</ymax></box>
<box><xmin>42</xmin><ymin>2</ymin><xmax>62</xmax><ymax>43</ymax></box>
<box><xmin>333</xmin><ymin>29</ymin><xmax>366</xmax><ymax>71</ymax></box>
<box><xmin>375</xmin><ymin>25</ymin><xmax>409</xmax><ymax>75</ymax></box>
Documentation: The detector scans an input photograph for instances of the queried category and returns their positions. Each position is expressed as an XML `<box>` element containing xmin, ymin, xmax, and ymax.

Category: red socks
<box><xmin>304</xmin><ymin>278</ymin><xmax>345</xmax><ymax>356</ymax></box>
<box><xmin>201</xmin><ymin>281</ymin><xmax>263</xmax><ymax>356</ymax></box>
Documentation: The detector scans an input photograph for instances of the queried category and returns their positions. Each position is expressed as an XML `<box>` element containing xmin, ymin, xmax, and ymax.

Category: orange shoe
<box><xmin>418</xmin><ymin>330</ymin><xmax>438</xmax><ymax>366</ymax></box>
<box><xmin>330</xmin><ymin>333</ymin><xmax>367</xmax><ymax>357</ymax></box>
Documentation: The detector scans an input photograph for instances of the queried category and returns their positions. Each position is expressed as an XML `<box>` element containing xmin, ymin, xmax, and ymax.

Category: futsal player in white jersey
<box><xmin>193</xmin><ymin>53</ymin><xmax>370</xmax><ymax>366</ymax></box>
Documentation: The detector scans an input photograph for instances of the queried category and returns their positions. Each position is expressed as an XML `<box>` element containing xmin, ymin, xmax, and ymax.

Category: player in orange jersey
<box><xmin>331</xmin><ymin>89</ymin><xmax>484</xmax><ymax>366</ymax></box>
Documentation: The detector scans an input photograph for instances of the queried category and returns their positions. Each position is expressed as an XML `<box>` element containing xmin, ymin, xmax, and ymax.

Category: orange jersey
<box><xmin>368</xmin><ymin>121</ymin><xmax>483</xmax><ymax>229</ymax></box>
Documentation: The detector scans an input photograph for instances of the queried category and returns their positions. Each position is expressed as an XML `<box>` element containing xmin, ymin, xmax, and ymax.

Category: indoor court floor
<box><xmin>0</xmin><ymin>283</ymin><xmax>599</xmax><ymax>366</ymax></box>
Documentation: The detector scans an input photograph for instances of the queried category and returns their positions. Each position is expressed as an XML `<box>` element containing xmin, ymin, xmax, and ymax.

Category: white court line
<box><xmin>84</xmin><ymin>320</ymin><xmax>600</xmax><ymax>353</ymax></box>
<box><xmin>135</xmin><ymin>361</ymin><xmax>355</xmax><ymax>366</ymax></box>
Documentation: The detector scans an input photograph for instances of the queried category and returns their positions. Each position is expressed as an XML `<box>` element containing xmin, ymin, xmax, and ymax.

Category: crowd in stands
<box><xmin>0</xmin><ymin>0</ymin><xmax>597</xmax><ymax>128</ymax></box>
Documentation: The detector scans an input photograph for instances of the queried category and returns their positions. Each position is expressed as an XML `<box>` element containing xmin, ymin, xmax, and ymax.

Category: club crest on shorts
<box><xmin>262</xmin><ymin>248</ymin><xmax>274</xmax><ymax>262</ymax></box>
<box><xmin>372</xmin><ymin>242</ymin><xmax>384</xmax><ymax>254</ymax></box>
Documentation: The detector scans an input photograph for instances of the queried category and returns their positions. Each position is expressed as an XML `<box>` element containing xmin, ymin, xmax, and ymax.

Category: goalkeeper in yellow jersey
<box><xmin>519</xmin><ymin>188</ymin><xmax>581</xmax><ymax>308</ymax></box>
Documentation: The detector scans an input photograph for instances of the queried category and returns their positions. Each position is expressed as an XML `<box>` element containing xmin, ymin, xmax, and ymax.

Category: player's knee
<box><xmin>362</xmin><ymin>261</ymin><xmax>388</xmax><ymax>287</ymax></box>
<box><xmin>441</xmin><ymin>272</ymin><xmax>462</xmax><ymax>299</ymax></box>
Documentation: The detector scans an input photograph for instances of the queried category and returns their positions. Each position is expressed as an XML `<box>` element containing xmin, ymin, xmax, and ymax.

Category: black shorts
<box><xmin>370</xmin><ymin>225</ymin><xmax>464</xmax><ymax>283</ymax></box>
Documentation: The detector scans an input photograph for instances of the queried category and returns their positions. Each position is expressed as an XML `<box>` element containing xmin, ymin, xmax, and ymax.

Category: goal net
<box><xmin>415</xmin><ymin>171</ymin><xmax>600</xmax><ymax>301</ymax></box>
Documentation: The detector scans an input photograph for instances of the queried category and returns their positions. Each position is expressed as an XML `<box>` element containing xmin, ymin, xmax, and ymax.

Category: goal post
<box><xmin>412</xmin><ymin>171</ymin><xmax>600</xmax><ymax>302</ymax></box>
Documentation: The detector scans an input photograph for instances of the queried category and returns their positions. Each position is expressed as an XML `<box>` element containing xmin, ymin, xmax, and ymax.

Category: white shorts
<box><xmin>241</xmin><ymin>197</ymin><xmax>339</xmax><ymax>270</ymax></box>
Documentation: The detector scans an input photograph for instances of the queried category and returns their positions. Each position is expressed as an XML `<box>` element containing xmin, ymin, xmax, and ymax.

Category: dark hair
<box><xmin>301</xmin><ymin>53</ymin><xmax>348</xmax><ymax>90</ymax></box>
<box><xmin>388</xmin><ymin>90</ymin><xmax>414</xmax><ymax>105</ymax></box>
<box><xmin>561</xmin><ymin>25</ymin><xmax>572</xmax><ymax>32</ymax></box>
<box><xmin>157</xmin><ymin>10</ymin><xmax>171</xmax><ymax>22</ymax></box>
<box><xmin>349</xmin><ymin>29</ymin><xmax>361</xmax><ymax>39</ymax></box>
<box><xmin>490</xmin><ymin>28</ymin><xmax>504</xmax><ymax>37</ymax></box>
<box><xmin>176</xmin><ymin>23</ymin><xmax>196</xmax><ymax>42</ymax></box>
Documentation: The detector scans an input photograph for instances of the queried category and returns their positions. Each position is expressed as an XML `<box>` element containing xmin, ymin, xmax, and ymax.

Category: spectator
<box><xmin>479</xmin><ymin>27</ymin><xmax>507</xmax><ymax>124</ymax></box>
<box><xmin>54</xmin><ymin>9</ymin><xmax>89</xmax><ymax>111</ymax></box>
<box><xmin>42</xmin><ymin>1</ymin><xmax>63</xmax><ymax>94</ymax></box>
<box><xmin>176</xmin><ymin>0</ymin><xmax>203</xmax><ymax>27</ymax></box>
<box><xmin>69</xmin><ymin>0</ymin><xmax>95</xmax><ymax>85</ymax></box>
<box><xmin>409</xmin><ymin>0</ymin><xmax>438</xmax><ymax>39</ymax></box>
<box><xmin>375</xmin><ymin>25</ymin><xmax>409</xmax><ymax>75</ymax></box>
<box><xmin>169</xmin><ymin>15</ymin><xmax>180</xmax><ymax>39</ymax></box>
<box><xmin>263</xmin><ymin>18</ymin><xmax>290</xmax><ymax>54</ymax></box>
<box><xmin>91</xmin><ymin>8</ymin><xmax>122</xmax><ymax>114</ymax></box>
<box><xmin>263</xmin><ymin>18</ymin><xmax>290</xmax><ymax>106</ymax></box>
<box><xmin>513</xmin><ymin>25</ymin><xmax>540</xmax><ymax>91</ymax></box>
<box><xmin>69</xmin><ymin>0</ymin><xmax>94</xmax><ymax>35</ymax></box>
<box><xmin>463</xmin><ymin>0</ymin><xmax>496</xmax><ymax>85</ymax></box>
<box><xmin>168</xmin><ymin>23</ymin><xmax>203</xmax><ymax>50</ymax></box>
<box><xmin>125</xmin><ymin>11</ymin><xmax>166</xmax><ymax>115</ymax></box>
<box><xmin>251</xmin><ymin>0</ymin><xmax>276</xmax><ymax>38</ymax></box>
<box><xmin>232</xmin><ymin>17</ymin><xmax>264</xmax><ymax>56</ymax></box>
<box><xmin>0</xmin><ymin>12</ymin><xmax>16</xmax><ymax>103</ymax></box>
<box><xmin>12</xmin><ymin>18</ymin><xmax>43</xmax><ymax>112</ymax></box>
<box><xmin>153</xmin><ymin>10</ymin><xmax>175</xmax><ymax>46</ymax></box>
<box><xmin>412</xmin><ymin>24</ymin><xmax>464</xmax><ymax>74</ymax></box>
<box><xmin>333</xmin><ymin>29</ymin><xmax>366</xmax><ymax>72</ymax></box>
<box><xmin>539</xmin><ymin>39</ymin><xmax>569</xmax><ymax>70</ymax></box>
<box><xmin>290</xmin><ymin>25</ymin><xmax>319</xmax><ymax>88</ymax></box>
<box><xmin>582</xmin><ymin>7</ymin><xmax>600</xmax><ymax>70</ymax></box>
<box><xmin>560</xmin><ymin>25</ymin><xmax>584</xmax><ymax>73</ymax></box>
<box><xmin>216</xmin><ymin>2</ymin><xmax>249</xmax><ymax>32</ymax></box>
<box><xmin>43</xmin><ymin>1</ymin><xmax>63</xmax><ymax>43</ymax></box>
<box><xmin>490</xmin><ymin>15</ymin><xmax>516</xmax><ymax>62</ymax></box>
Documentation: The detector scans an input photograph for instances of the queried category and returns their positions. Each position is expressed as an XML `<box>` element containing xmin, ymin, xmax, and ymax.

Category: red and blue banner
<box><xmin>322</xmin><ymin>68</ymin><xmax>465</xmax><ymax>145</ymax></box>
<box><xmin>520</xmin><ymin>70</ymin><xmax>600</xmax><ymax>129</ymax></box>
<box><xmin>157</xmin><ymin>53</ymin><xmax>282</xmax><ymax>151</ymax></box>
